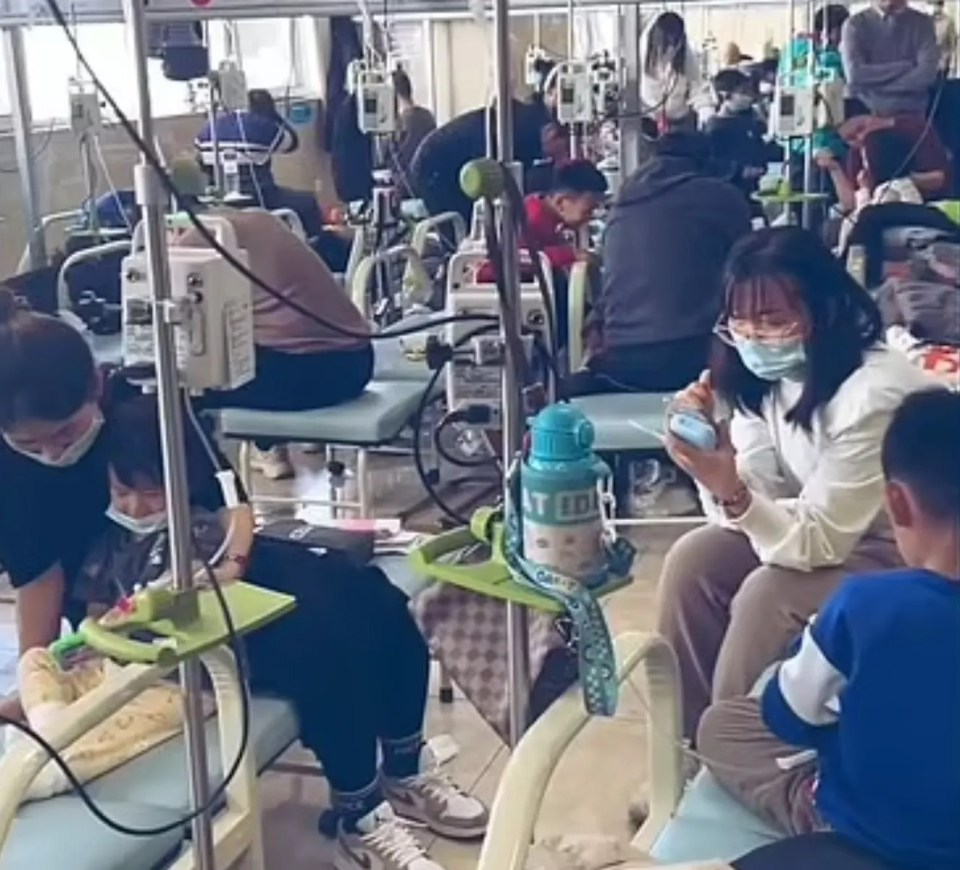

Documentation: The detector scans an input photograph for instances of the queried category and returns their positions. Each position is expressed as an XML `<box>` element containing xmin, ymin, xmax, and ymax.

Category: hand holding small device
<box><xmin>666</xmin><ymin>372</ymin><xmax>745</xmax><ymax>508</ymax></box>
<box><xmin>667</xmin><ymin>371</ymin><xmax>718</xmax><ymax>451</ymax></box>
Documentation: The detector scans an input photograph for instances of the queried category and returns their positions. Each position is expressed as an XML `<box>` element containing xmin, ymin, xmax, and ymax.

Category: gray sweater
<box><xmin>841</xmin><ymin>6</ymin><xmax>939</xmax><ymax>115</ymax></box>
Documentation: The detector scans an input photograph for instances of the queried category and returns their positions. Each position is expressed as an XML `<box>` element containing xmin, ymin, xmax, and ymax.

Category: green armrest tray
<box><xmin>408</xmin><ymin>526</ymin><xmax>631</xmax><ymax>613</ymax></box>
<box><xmin>80</xmin><ymin>582</ymin><xmax>296</xmax><ymax>666</ymax></box>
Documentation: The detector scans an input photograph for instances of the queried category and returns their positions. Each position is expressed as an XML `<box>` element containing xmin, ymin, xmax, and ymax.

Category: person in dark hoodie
<box><xmin>410</xmin><ymin>99</ymin><xmax>547</xmax><ymax>225</ymax></box>
<box><xmin>705</xmin><ymin>69</ymin><xmax>782</xmax><ymax>204</ymax></box>
<box><xmin>566</xmin><ymin>131</ymin><xmax>751</xmax><ymax>396</ymax></box>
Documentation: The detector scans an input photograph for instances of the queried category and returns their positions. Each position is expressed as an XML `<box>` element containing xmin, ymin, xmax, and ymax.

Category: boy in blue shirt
<box><xmin>700</xmin><ymin>388</ymin><xmax>960</xmax><ymax>870</ymax></box>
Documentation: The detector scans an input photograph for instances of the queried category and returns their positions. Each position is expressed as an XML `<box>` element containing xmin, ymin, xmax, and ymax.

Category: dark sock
<box><xmin>381</xmin><ymin>732</ymin><xmax>423</xmax><ymax>779</ymax></box>
<box><xmin>330</xmin><ymin>780</ymin><xmax>383</xmax><ymax>832</ymax></box>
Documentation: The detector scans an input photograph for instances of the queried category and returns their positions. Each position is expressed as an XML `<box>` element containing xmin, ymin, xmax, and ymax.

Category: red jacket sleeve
<box><xmin>523</xmin><ymin>195</ymin><xmax>577</xmax><ymax>269</ymax></box>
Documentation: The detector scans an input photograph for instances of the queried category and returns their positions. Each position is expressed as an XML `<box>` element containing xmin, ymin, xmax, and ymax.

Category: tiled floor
<box><xmin>0</xmin><ymin>460</ymin><xmax>684</xmax><ymax>870</ymax></box>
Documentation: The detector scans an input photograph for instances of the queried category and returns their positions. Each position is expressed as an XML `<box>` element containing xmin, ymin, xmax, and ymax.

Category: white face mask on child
<box><xmin>105</xmin><ymin>504</ymin><xmax>168</xmax><ymax>536</ymax></box>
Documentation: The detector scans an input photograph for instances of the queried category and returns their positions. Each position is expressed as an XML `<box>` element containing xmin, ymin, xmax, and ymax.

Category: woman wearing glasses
<box><xmin>655</xmin><ymin>227</ymin><xmax>934</xmax><ymax>743</ymax></box>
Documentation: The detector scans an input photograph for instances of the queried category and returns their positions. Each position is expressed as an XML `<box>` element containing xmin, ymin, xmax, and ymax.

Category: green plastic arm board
<box><xmin>78</xmin><ymin>582</ymin><xmax>296</xmax><ymax>666</ymax></box>
<box><xmin>408</xmin><ymin>511</ymin><xmax>631</xmax><ymax>613</ymax></box>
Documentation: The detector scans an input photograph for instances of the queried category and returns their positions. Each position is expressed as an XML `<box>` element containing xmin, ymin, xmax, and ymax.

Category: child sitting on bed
<box><xmin>699</xmin><ymin>388</ymin><xmax>960</xmax><ymax>870</ymax></box>
<box><xmin>15</xmin><ymin>396</ymin><xmax>487</xmax><ymax>868</ymax></box>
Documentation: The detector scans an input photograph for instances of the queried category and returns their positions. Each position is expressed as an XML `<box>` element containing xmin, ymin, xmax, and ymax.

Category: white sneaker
<box><xmin>383</xmin><ymin>744</ymin><xmax>488</xmax><ymax>840</ymax></box>
<box><xmin>249</xmin><ymin>445</ymin><xmax>294</xmax><ymax>480</ymax></box>
<box><xmin>334</xmin><ymin>802</ymin><xmax>445</xmax><ymax>870</ymax></box>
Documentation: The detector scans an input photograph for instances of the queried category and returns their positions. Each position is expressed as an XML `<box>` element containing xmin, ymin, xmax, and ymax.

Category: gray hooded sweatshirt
<box><xmin>599</xmin><ymin>155</ymin><xmax>751</xmax><ymax>349</ymax></box>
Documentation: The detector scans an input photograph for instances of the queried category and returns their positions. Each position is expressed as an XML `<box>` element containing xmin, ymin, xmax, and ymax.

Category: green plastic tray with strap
<box><xmin>408</xmin><ymin>507</ymin><xmax>631</xmax><ymax>614</ymax></box>
<box><xmin>56</xmin><ymin>582</ymin><xmax>295</xmax><ymax>667</ymax></box>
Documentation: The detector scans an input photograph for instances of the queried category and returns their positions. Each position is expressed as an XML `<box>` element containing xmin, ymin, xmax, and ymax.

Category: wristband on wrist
<box><xmin>715</xmin><ymin>481</ymin><xmax>750</xmax><ymax>510</ymax></box>
<box><xmin>223</xmin><ymin>553</ymin><xmax>248</xmax><ymax>571</ymax></box>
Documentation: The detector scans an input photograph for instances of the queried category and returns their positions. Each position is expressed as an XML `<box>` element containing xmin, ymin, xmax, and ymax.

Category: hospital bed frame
<box><xmin>0</xmin><ymin>647</ymin><xmax>266</xmax><ymax>870</ymax></box>
<box><xmin>476</xmin><ymin>631</ymin><xmax>783</xmax><ymax>869</ymax></box>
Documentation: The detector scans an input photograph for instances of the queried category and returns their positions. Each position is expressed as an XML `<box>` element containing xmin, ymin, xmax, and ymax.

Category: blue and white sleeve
<box><xmin>762</xmin><ymin>590</ymin><xmax>853</xmax><ymax>748</ymax></box>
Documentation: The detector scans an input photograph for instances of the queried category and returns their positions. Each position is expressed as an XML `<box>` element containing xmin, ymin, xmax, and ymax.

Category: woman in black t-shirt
<box><xmin>0</xmin><ymin>289</ymin><xmax>488</xmax><ymax>864</ymax></box>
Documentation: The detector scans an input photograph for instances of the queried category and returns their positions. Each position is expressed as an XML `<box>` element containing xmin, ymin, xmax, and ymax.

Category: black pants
<box><xmin>733</xmin><ymin>833</ymin><xmax>901</xmax><ymax>870</ymax></box>
<box><xmin>205</xmin><ymin>344</ymin><xmax>374</xmax><ymax>413</ymax></box>
<box><xmin>563</xmin><ymin>334</ymin><xmax>712</xmax><ymax>397</ymax></box>
<box><xmin>259</xmin><ymin>185</ymin><xmax>325</xmax><ymax>240</ymax></box>
<box><xmin>243</xmin><ymin>543</ymin><xmax>430</xmax><ymax>792</ymax></box>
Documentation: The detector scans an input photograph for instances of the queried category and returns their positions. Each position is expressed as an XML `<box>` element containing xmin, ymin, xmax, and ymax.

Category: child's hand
<box><xmin>814</xmin><ymin>148</ymin><xmax>838</xmax><ymax>170</ymax></box>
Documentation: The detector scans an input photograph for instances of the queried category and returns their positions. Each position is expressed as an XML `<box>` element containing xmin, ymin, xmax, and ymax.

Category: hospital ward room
<box><xmin>0</xmin><ymin>0</ymin><xmax>958</xmax><ymax>867</ymax></box>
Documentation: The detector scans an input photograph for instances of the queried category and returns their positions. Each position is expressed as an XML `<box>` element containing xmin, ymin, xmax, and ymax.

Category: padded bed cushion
<box><xmin>570</xmin><ymin>392</ymin><xmax>672</xmax><ymax>452</ymax></box>
<box><xmin>217</xmin><ymin>380</ymin><xmax>430</xmax><ymax>446</ymax></box>
<box><xmin>650</xmin><ymin>771</ymin><xmax>782</xmax><ymax>864</ymax></box>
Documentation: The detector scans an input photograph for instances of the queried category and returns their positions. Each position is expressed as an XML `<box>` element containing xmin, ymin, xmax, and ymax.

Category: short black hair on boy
<box><xmin>713</xmin><ymin>68</ymin><xmax>751</xmax><ymax>97</ymax></box>
<box><xmin>882</xmin><ymin>389</ymin><xmax>960</xmax><ymax>521</ymax></box>
<box><xmin>862</xmin><ymin>128</ymin><xmax>916</xmax><ymax>186</ymax></box>
<box><xmin>550</xmin><ymin>159</ymin><xmax>608</xmax><ymax>196</ymax></box>
<box><xmin>105</xmin><ymin>394</ymin><xmax>219</xmax><ymax>498</ymax></box>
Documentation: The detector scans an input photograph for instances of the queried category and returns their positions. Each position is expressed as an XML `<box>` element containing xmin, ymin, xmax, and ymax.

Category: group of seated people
<box><xmin>2</xmin><ymin>217</ymin><xmax>957</xmax><ymax>870</ymax></box>
<box><xmin>2</xmin><ymin>8</ymin><xmax>959</xmax><ymax>869</ymax></box>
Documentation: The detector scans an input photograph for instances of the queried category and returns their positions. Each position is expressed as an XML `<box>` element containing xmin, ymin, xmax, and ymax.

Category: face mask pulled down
<box><xmin>734</xmin><ymin>337</ymin><xmax>807</xmax><ymax>381</ymax></box>
<box><xmin>106</xmin><ymin>504</ymin><xmax>169</xmax><ymax>537</ymax></box>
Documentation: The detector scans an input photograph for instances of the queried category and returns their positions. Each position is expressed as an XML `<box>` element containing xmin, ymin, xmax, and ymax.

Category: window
<box><xmin>207</xmin><ymin>17</ymin><xmax>320</xmax><ymax>97</ymax></box>
<box><xmin>0</xmin><ymin>15</ymin><xmax>320</xmax><ymax>126</ymax></box>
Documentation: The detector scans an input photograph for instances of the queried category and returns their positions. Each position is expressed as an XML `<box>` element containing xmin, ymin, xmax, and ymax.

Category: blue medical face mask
<box><xmin>734</xmin><ymin>337</ymin><xmax>807</xmax><ymax>381</ymax></box>
<box><xmin>106</xmin><ymin>504</ymin><xmax>168</xmax><ymax>537</ymax></box>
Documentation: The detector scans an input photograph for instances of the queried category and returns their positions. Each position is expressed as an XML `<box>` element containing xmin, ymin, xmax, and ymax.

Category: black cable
<box><xmin>0</xmin><ymin>391</ymin><xmax>254</xmax><ymax>838</ymax></box>
<box><xmin>41</xmin><ymin>0</ymin><xmax>498</xmax><ymax>344</ymax></box>
<box><xmin>0</xmin><ymin>547</ymin><xmax>250</xmax><ymax>838</ymax></box>
<box><xmin>432</xmin><ymin>410</ymin><xmax>498</xmax><ymax>469</ymax></box>
<box><xmin>410</xmin><ymin>323</ymin><xmax>500</xmax><ymax>525</ymax></box>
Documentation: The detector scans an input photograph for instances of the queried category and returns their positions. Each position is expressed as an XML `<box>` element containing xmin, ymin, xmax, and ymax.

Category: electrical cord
<box><xmin>432</xmin><ymin>410</ymin><xmax>498</xmax><ymax>470</ymax></box>
<box><xmin>0</xmin><ymin>542</ymin><xmax>251</xmax><ymax>838</ymax></box>
<box><xmin>411</xmin><ymin>323</ymin><xmax>500</xmax><ymax>525</ymax></box>
<box><xmin>42</xmin><ymin>0</ymin><xmax>498</xmax><ymax>344</ymax></box>
<box><xmin>0</xmin><ymin>387</ymin><xmax>255</xmax><ymax>838</ymax></box>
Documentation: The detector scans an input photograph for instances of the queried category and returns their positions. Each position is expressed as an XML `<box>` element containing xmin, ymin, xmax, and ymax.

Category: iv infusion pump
<box><xmin>555</xmin><ymin>60</ymin><xmax>594</xmax><ymax>125</ymax></box>
<box><xmin>351</xmin><ymin>61</ymin><xmax>397</xmax><ymax>135</ymax></box>
<box><xmin>121</xmin><ymin>216</ymin><xmax>256</xmax><ymax>392</ymax></box>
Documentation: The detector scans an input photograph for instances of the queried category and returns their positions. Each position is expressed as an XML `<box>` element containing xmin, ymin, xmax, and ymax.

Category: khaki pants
<box><xmin>697</xmin><ymin>696</ymin><xmax>819</xmax><ymax>836</ymax></box>
<box><xmin>655</xmin><ymin>524</ymin><xmax>899</xmax><ymax>740</ymax></box>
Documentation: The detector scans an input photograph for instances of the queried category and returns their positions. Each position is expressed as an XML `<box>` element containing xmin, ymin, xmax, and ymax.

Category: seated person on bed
<box><xmin>171</xmin><ymin>161</ymin><xmax>373</xmax><ymax>481</ymax></box>
<box><xmin>521</xmin><ymin>160</ymin><xmax>607</xmax><ymax>269</ymax></box>
<box><xmin>69</xmin><ymin>394</ymin><xmax>489</xmax><ymax>870</ymax></box>
<box><xmin>705</xmin><ymin>69</ymin><xmax>782</xmax><ymax>203</ymax></box>
<box><xmin>565</xmin><ymin>132</ymin><xmax>751</xmax><ymax>396</ymax></box>
<box><xmin>698</xmin><ymin>388</ymin><xmax>959</xmax><ymax>870</ymax></box>
<box><xmin>817</xmin><ymin>127</ymin><xmax>922</xmax><ymax>251</ymax></box>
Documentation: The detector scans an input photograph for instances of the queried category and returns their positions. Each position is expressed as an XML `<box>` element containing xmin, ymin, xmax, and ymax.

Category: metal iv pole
<box><xmin>120</xmin><ymin>0</ymin><xmax>216</xmax><ymax>866</ymax></box>
<box><xmin>491</xmin><ymin>0</ymin><xmax>532</xmax><ymax>748</ymax></box>
<box><xmin>2</xmin><ymin>25</ymin><xmax>46</xmax><ymax>269</ymax></box>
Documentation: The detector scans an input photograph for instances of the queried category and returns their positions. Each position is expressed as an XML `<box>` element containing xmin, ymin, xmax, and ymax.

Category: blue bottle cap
<box><xmin>529</xmin><ymin>404</ymin><xmax>595</xmax><ymax>463</ymax></box>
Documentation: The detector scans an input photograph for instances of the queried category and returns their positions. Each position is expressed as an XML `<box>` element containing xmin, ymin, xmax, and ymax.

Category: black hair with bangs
<box><xmin>711</xmin><ymin>227</ymin><xmax>884</xmax><ymax>431</ymax></box>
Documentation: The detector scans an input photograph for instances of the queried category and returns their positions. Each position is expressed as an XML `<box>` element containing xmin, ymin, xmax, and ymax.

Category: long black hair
<box><xmin>711</xmin><ymin>227</ymin><xmax>884</xmax><ymax>431</ymax></box>
<box><xmin>646</xmin><ymin>12</ymin><xmax>689</xmax><ymax>77</ymax></box>
<box><xmin>0</xmin><ymin>287</ymin><xmax>97</xmax><ymax>429</ymax></box>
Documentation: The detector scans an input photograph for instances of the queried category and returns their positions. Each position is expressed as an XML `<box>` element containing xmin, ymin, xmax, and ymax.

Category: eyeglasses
<box><xmin>714</xmin><ymin>318</ymin><xmax>805</xmax><ymax>346</ymax></box>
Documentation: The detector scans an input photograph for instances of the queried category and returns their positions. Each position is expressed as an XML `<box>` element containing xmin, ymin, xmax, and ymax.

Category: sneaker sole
<box><xmin>390</xmin><ymin>805</ymin><xmax>487</xmax><ymax>841</ymax></box>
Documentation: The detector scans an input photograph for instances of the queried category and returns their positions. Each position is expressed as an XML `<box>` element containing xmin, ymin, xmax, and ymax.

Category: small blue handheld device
<box><xmin>668</xmin><ymin>411</ymin><xmax>717</xmax><ymax>451</ymax></box>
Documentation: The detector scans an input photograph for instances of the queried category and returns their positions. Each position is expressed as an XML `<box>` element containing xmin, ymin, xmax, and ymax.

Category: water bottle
<box><xmin>520</xmin><ymin>404</ymin><xmax>611</xmax><ymax>588</ymax></box>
